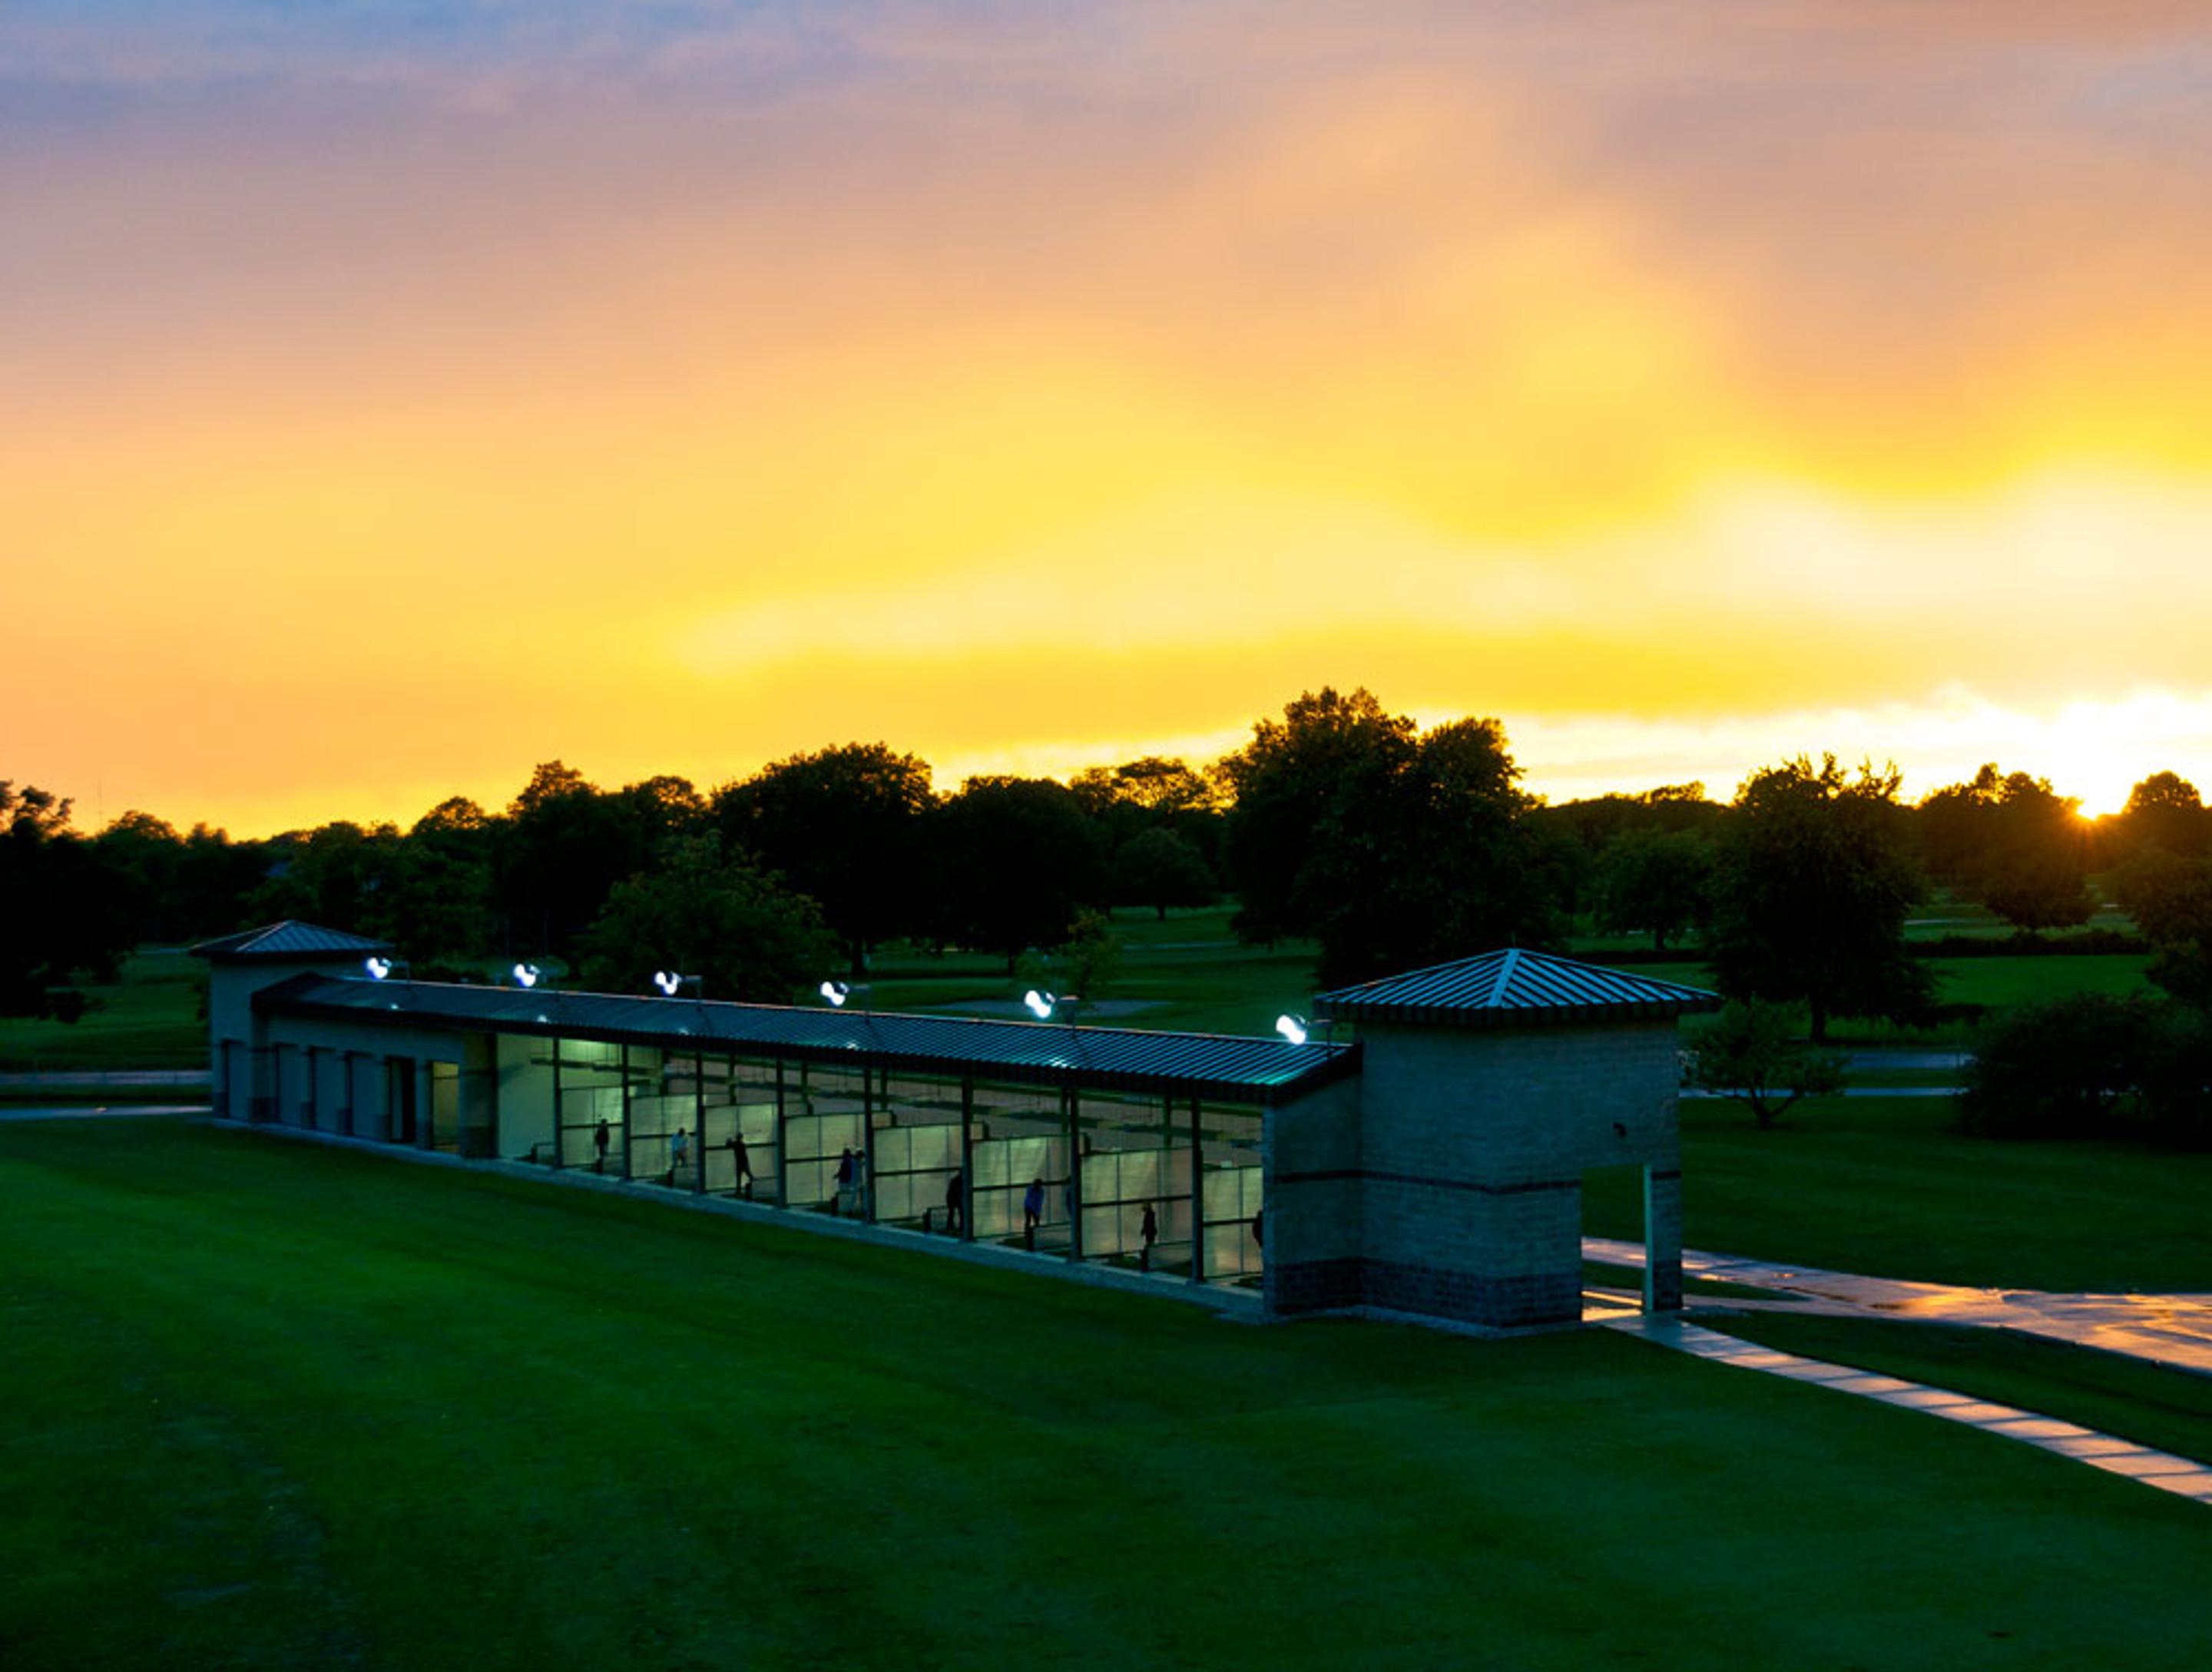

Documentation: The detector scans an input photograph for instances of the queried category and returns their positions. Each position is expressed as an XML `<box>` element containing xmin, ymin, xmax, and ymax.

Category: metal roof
<box><xmin>190</xmin><ymin>921</ymin><xmax>396</xmax><ymax>962</ymax></box>
<box><xmin>256</xmin><ymin>975</ymin><xmax>1360</xmax><ymax>1106</ymax></box>
<box><xmin>1314</xmin><ymin>948</ymin><xmax>1720</xmax><ymax>1029</ymax></box>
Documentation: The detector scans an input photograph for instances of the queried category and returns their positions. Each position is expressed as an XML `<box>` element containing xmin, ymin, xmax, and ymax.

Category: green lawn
<box><xmin>1713</xmin><ymin>1313</ymin><xmax>2212</xmax><ymax>1468</ymax></box>
<box><xmin>869</xmin><ymin>906</ymin><xmax>1329</xmax><ymax>1035</ymax></box>
<box><xmin>3</xmin><ymin>1117</ymin><xmax>2209</xmax><ymax>1671</ymax></box>
<box><xmin>1585</xmin><ymin>1095</ymin><xmax>2212</xmax><ymax>1293</ymax></box>
<box><xmin>0</xmin><ymin>949</ymin><xmax>207</xmax><ymax>1071</ymax></box>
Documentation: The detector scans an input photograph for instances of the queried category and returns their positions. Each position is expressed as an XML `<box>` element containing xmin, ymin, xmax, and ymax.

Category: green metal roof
<box><xmin>190</xmin><ymin>921</ymin><xmax>396</xmax><ymax>962</ymax></box>
<box><xmin>1315</xmin><ymin>948</ymin><xmax>1720</xmax><ymax>1029</ymax></box>
<box><xmin>257</xmin><ymin>975</ymin><xmax>1360</xmax><ymax>1105</ymax></box>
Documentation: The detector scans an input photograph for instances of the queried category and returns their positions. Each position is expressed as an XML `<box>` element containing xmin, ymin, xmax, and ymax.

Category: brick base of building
<box><xmin>1270</xmin><ymin>1256</ymin><xmax>1581</xmax><ymax>1329</ymax></box>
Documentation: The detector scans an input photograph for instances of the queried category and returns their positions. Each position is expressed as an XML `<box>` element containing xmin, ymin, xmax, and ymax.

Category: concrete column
<box><xmin>1644</xmin><ymin>1166</ymin><xmax>1684</xmax><ymax>1313</ymax></box>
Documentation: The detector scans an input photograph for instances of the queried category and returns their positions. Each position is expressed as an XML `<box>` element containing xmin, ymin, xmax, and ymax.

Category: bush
<box><xmin>1959</xmin><ymin>994</ymin><xmax>2153</xmax><ymax>1140</ymax></box>
<box><xmin>1959</xmin><ymin>992</ymin><xmax>2212</xmax><ymax>1147</ymax></box>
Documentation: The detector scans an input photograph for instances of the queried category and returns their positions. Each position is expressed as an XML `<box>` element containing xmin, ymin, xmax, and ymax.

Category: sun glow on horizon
<box><xmin>6</xmin><ymin>4</ymin><xmax>2212</xmax><ymax>833</ymax></box>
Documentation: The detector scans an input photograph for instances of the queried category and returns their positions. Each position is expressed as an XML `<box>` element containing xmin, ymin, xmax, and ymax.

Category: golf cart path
<box><xmin>1587</xmin><ymin>1237</ymin><xmax>2212</xmax><ymax>1506</ymax></box>
<box><xmin>1606</xmin><ymin>1313</ymin><xmax>2212</xmax><ymax>1505</ymax></box>
<box><xmin>1584</xmin><ymin>1237</ymin><xmax>2212</xmax><ymax>1378</ymax></box>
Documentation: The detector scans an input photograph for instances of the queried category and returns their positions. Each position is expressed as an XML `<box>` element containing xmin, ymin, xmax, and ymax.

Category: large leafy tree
<box><xmin>1219</xmin><ymin>691</ymin><xmax>1562</xmax><ymax>985</ymax></box>
<box><xmin>931</xmin><ymin>776</ymin><xmax>1105</xmax><ymax>973</ymax></box>
<box><xmin>1215</xmin><ymin>687</ymin><xmax>1416</xmax><ymax>948</ymax></box>
<box><xmin>495</xmin><ymin>763</ymin><xmax>696</xmax><ymax>961</ymax></box>
<box><xmin>0</xmin><ymin>783</ymin><xmax>137</xmax><ymax>1019</ymax></box>
<box><xmin>1112</xmin><ymin>826</ymin><xmax>1217</xmax><ymax>919</ymax></box>
<box><xmin>1916</xmin><ymin>764</ymin><xmax>2092</xmax><ymax>933</ymax></box>
<box><xmin>1707</xmin><ymin>755</ymin><xmax>1931</xmax><ymax>1041</ymax></box>
<box><xmin>578</xmin><ymin>833</ymin><xmax>835</xmax><ymax>1003</ymax></box>
<box><xmin>714</xmin><ymin>743</ymin><xmax>933</xmax><ymax>975</ymax></box>
<box><xmin>1591</xmin><ymin>829</ymin><xmax>1715</xmax><ymax>952</ymax></box>
<box><xmin>2116</xmin><ymin>771</ymin><xmax>2210</xmax><ymax>859</ymax></box>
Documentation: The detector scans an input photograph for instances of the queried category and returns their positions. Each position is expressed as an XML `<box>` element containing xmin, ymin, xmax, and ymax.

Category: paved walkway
<box><xmin>1585</xmin><ymin>1237</ymin><xmax>2212</xmax><ymax>1378</ymax></box>
<box><xmin>0</xmin><ymin>1068</ymin><xmax>210</xmax><ymax>1089</ymax></box>
<box><xmin>0</xmin><ymin>1104</ymin><xmax>211</xmax><ymax>1122</ymax></box>
<box><xmin>1608</xmin><ymin>1313</ymin><xmax>2212</xmax><ymax>1506</ymax></box>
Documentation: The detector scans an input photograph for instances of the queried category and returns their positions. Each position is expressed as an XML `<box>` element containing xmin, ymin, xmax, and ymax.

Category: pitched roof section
<box><xmin>1314</xmin><ymin>948</ymin><xmax>1720</xmax><ymax>1030</ymax></box>
<box><xmin>255</xmin><ymin>975</ymin><xmax>1360</xmax><ymax>1106</ymax></box>
<box><xmin>190</xmin><ymin>921</ymin><xmax>396</xmax><ymax>962</ymax></box>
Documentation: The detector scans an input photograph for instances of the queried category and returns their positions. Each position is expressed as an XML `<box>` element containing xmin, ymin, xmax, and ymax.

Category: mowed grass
<box><xmin>1584</xmin><ymin>1096</ymin><xmax>2212</xmax><ymax>1293</ymax></box>
<box><xmin>1714</xmin><ymin>1315</ymin><xmax>2212</xmax><ymax>1468</ymax></box>
<box><xmin>872</xmin><ymin>906</ymin><xmax>1326</xmax><ymax>1035</ymax></box>
<box><xmin>0</xmin><ymin>949</ymin><xmax>207</xmax><ymax>1072</ymax></box>
<box><xmin>7</xmin><ymin>1120</ymin><xmax>2211</xmax><ymax>1671</ymax></box>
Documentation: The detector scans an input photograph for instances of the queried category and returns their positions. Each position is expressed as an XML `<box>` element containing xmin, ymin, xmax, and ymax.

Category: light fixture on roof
<box><xmin>654</xmin><ymin>970</ymin><xmax>680</xmax><ymax>996</ymax></box>
<box><xmin>364</xmin><ymin>956</ymin><xmax>392</xmax><ymax>980</ymax></box>
<box><xmin>1276</xmin><ymin>1013</ymin><xmax>1309</xmax><ymax>1046</ymax></box>
<box><xmin>820</xmin><ymin>979</ymin><xmax>850</xmax><ymax>1008</ymax></box>
<box><xmin>1023</xmin><ymin>988</ymin><xmax>1056</xmax><ymax>1020</ymax></box>
<box><xmin>512</xmin><ymin>962</ymin><xmax>541</xmax><ymax>989</ymax></box>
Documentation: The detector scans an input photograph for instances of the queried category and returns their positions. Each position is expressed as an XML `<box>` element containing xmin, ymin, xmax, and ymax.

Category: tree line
<box><xmin>11</xmin><ymin>689</ymin><xmax>2212</xmax><ymax>1038</ymax></box>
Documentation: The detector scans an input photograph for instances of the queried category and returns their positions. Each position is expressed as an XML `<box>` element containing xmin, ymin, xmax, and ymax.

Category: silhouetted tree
<box><xmin>1917</xmin><ymin>764</ymin><xmax>2092</xmax><ymax>933</ymax></box>
<box><xmin>578</xmin><ymin>833</ymin><xmax>834</xmax><ymax>1002</ymax></box>
<box><xmin>1220</xmin><ymin>692</ymin><xmax>1562</xmax><ymax>985</ymax></box>
<box><xmin>714</xmin><ymin>743</ymin><xmax>933</xmax><ymax>975</ymax></box>
<box><xmin>2113</xmin><ymin>846</ymin><xmax>2212</xmax><ymax>1007</ymax></box>
<box><xmin>1591</xmin><ymin>829</ymin><xmax>1714</xmax><ymax>951</ymax></box>
<box><xmin>0</xmin><ymin>782</ymin><xmax>137</xmax><ymax>1019</ymax></box>
<box><xmin>495</xmin><ymin>763</ymin><xmax>663</xmax><ymax>960</ymax></box>
<box><xmin>1112</xmin><ymin>827</ymin><xmax>1216</xmax><ymax>919</ymax></box>
<box><xmin>2115</xmin><ymin>772</ymin><xmax>2210</xmax><ymax>861</ymax></box>
<box><xmin>932</xmin><ymin>776</ymin><xmax>1104</xmax><ymax>973</ymax></box>
<box><xmin>1707</xmin><ymin>756</ymin><xmax>1931</xmax><ymax>1041</ymax></box>
<box><xmin>1216</xmin><ymin>687</ymin><xmax>1416</xmax><ymax>947</ymax></box>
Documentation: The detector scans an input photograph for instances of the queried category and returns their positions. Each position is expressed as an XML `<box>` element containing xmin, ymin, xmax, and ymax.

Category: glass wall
<box><xmin>552</xmin><ymin>1038</ymin><xmax>631</xmax><ymax>1173</ymax></box>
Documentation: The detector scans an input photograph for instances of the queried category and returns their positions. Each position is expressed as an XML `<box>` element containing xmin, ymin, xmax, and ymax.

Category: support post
<box><xmin>959</xmin><ymin>1079</ymin><xmax>975</xmax><ymax>1243</ymax></box>
<box><xmin>1644</xmin><ymin>1166</ymin><xmax>1684</xmax><ymax>1313</ymax></box>
<box><xmin>1064</xmin><ymin>1088</ymin><xmax>1081</xmax><ymax>1262</ymax></box>
<box><xmin>862</xmin><ymin>1064</ymin><xmax>877</xmax><ymax>1224</ymax></box>
<box><xmin>775</xmin><ymin>1058</ymin><xmax>790</xmax><ymax>1210</ymax></box>
<box><xmin>694</xmin><ymin>1051</ymin><xmax>707</xmax><ymax>1194</ymax></box>
<box><xmin>1189</xmin><ymin>1095</ymin><xmax>1206</xmax><ymax>1284</ymax></box>
<box><xmin>619</xmin><ymin>1045</ymin><xmax>633</xmax><ymax>1181</ymax></box>
<box><xmin>550</xmin><ymin>1041</ymin><xmax>564</xmax><ymax>1169</ymax></box>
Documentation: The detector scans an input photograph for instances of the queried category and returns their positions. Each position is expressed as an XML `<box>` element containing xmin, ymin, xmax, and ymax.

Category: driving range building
<box><xmin>197</xmin><ymin>923</ymin><xmax>1718</xmax><ymax>1331</ymax></box>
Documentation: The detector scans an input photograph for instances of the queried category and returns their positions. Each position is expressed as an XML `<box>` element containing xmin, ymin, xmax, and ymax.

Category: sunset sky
<box><xmin>8</xmin><ymin>2</ymin><xmax>2212</xmax><ymax>835</ymax></box>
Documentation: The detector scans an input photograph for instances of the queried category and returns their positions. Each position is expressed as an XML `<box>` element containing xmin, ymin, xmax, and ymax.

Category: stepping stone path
<box><xmin>1612</xmin><ymin>1314</ymin><xmax>2212</xmax><ymax>1506</ymax></box>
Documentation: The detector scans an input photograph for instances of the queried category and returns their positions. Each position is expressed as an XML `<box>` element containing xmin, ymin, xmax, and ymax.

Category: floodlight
<box><xmin>821</xmin><ymin>980</ymin><xmax>849</xmax><ymax>1008</ymax></box>
<box><xmin>512</xmin><ymin>962</ymin><xmax>541</xmax><ymax>989</ymax></box>
<box><xmin>1023</xmin><ymin>988</ymin><xmax>1056</xmax><ymax>1020</ymax></box>
<box><xmin>654</xmin><ymin>970</ymin><xmax>681</xmax><ymax>996</ymax></box>
<box><xmin>364</xmin><ymin>956</ymin><xmax>392</xmax><ymax>981</ymax></box>
<box><xmin>1276</xmin><ymin>1014</ymin><xmax>1309</xmax><ymax>1046</ymax></box>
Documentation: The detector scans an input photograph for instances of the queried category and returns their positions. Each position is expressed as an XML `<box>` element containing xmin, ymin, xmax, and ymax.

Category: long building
<box><xmin>197</xmin><ymin>922</ymin><xmax>1719</xmax><ymax>1331</ymax></box>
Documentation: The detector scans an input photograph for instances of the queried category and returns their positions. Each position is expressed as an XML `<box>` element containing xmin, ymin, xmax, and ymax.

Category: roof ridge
<box><xmin>1487</xmin><ymin>946</ymin><xmax>1519</xmax><ymax>1007</ymax></box>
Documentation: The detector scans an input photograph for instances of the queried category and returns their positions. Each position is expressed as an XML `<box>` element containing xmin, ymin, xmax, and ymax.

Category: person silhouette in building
<box><xmin>1140</xmin><ymin>1202</ymin><xmax>1159</xmax><ymax>1272</ymax></box>
<box><xmin>729</xmin><ymin>1127</ymin><xmax>753</xmax><ymax>1200</ymax></box>
<box><xmin>594</xmin><ymin>1117</ymin><xmax>611</xmax><ymax>1174</ymax></box>
<box><xmin>1022</xmin><ymin>1176</ymin><xmax>1045</xmax><ymax>1250</ymax></box>
<box><xmin>945</xmin><ymin>1169</ymin><xmax>965</xmax><ymax>1236</ymax></box>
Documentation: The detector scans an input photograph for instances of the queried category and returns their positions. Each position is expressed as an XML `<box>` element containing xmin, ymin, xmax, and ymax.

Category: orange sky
<box><xmin>7</xmin><ymin>2</ymin><xmax>2212</xmax><ymax>832</ymax></box>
